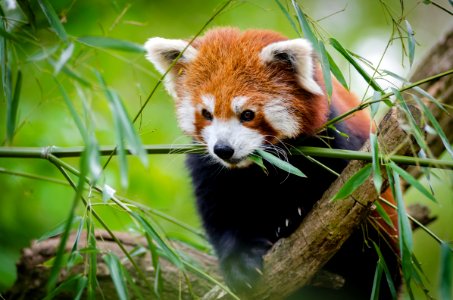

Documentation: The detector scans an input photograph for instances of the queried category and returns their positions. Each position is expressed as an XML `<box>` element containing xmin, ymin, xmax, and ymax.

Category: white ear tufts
<box><xmin>144</xmin><ymin>37</ymin><xmax>198</xmax><ymax>74</ymax></box>
<box><xmin>260</xmin><ymin>39</ymin><xmax>323</xmax><ymax>96</ymax></box>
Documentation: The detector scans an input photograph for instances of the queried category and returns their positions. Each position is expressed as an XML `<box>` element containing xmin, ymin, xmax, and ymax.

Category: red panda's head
<box><xmin>145</xmin><ymin>28</ymin><xmax>328</xmax><ymax>168</ymax></box>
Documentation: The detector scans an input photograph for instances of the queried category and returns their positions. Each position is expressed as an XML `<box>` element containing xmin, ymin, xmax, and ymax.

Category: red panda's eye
<box><xmin>201</xmin><ymin>109</ymin><xmax>213</xmax><ymax>121</ymax></box>
<box><xmin>240</xmin><ymin>110</ymin><xmax>255</xmax><ymax>122</ymax></box>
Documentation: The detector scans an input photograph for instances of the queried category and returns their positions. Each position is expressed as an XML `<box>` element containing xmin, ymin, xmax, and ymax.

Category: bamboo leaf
<box><xmin>329</xmin><ymin>38</ymin><xmax>384</xmax><ymax>93</ymax></box>
<box><xmin>6</xmin><ymin>70</ymin><xmax>21</xmax><ymax>145</ymax></box>
<box><xmin>249</xmin><ymin>154</ymin><xmax>268</xmax><ymax>174</ymax></box>
<box><xmin>87</xmin><ymin>216</ymin><xmax>97</xmax><ymax>300</ymax></box>
<box><xmin>56</xmin><ymin>80</ymin><xmax>101</xmax><ymax>181</ymax></box>
<box><xmin>319</xmin><ymin>41</ymin><xmax>333</xmax><ymax>98</ymax></box>
<box><xmin>370</xmin><ymin>259</ymin><xmax>383</xmax><ymax>300</ymax></box>
<box><xmin>332</xmin><ymin>163</ymin><xmax>372</xmax><ymax>201</ymax></box>
<box><xmin>374</xmin><ymin>201</ymin><xmax>394</xmax><ymax>228</ymax></box>
<box><xmin>38</xmin><ymin>0</ymin><xmax>68</xmax><ymax>42</ymax></box>
<box><xmin>326</xmin><ymin>50</ymin><xmax>348</xmax><ymax>90</ymax></box>
<box><xmin>78</xmin><ymin>36</ymin><xmax>145</xmax><ymax>53</ymax></box>
<box><xmin>387</xmin><ymin>167</ymin><xmax>414</xmax><ymax>285</ymax></box>
<box><xmin>405</xmin><ymin>20</ymin><xmax>415</xmax><ymax>67</ymax></box>
<box><xmin>439</xmin><ymin>243</ymin><xmax>452</xmax><ymax>300</ymax></box>
<box><xmin>389</xmin><ymin>161</ymin><xmax>436</xmax><ymax>203</ymax></box>
<box><xmin>372</xmin><ymin>241</ymin><xmax>397</xmax><ymax>299</ymax></box>
<box><xmin>413</xmin><ymin>86</ymin><xmax>448</xmax><ymax>113</ymax></box>
<box><xmin>54</xmin><ymin>43</ymin><xmax>74</xmax><ymax>74</ymax></box>
<box><xmin>392</xmin><ymin>88</ymin><xmax>429</xmax><ymax>153</ymax></box>
<box><xmin>291</xmin><ymin>0</ymin><xmax>319</xmax><ymax>52</ymax></box>
<box><xmin>370</xmin><ymin>91</ymin><xmax>381</xmax><ymax>119</ymax></box>
<box><xmin>132</xmin><ymin>212</ymin><xmax>184</xmax><ymax>269</ymax></box>
<box><xmin>370</xmin><ymin>133</ymin><xmax>382</xmax><ymax>193</ymax></box>
<box><xmin>38</xmin><ymin>216</ymin><xmax>82</xmax><ymax>242</ymax></box>
<box><xmin>411</xmin><ymin>94</ymin><xmax>453</xmax><ymax>159</ymax></box>
<box><xmin>103</xmin><ymin>253</ymin><xmax>129</xmax><ymax>300</ymax></box>
<box><xmin>274</xmin><ymin>0</ymin><xmax>300</xmax><ymax>36</ymax></box>
<box><xmin>47</xmin><ymin>151</ymin><xmax>88</xmax><ymax>294</ymax></box>
<box><xmin>43</xmin><ymin>274</ymin><xmax>87</xmax><ymax>300</ymax></box>
<box><xmin>255</xmin><ymin>149</ymin><xmax>306</xmax><ymax>178</ymax></box>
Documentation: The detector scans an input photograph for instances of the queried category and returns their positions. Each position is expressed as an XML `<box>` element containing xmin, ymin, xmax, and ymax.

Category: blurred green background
<box><xmin>0</xmin><ymin>0</ymin><xmax>452</xmax><ymax>297</ymax></box>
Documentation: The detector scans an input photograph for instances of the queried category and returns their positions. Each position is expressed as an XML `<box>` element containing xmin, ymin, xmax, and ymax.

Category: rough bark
<box><xmin>7</xmin><ymin>27</ymin><xmax>452</xmax><ymax>300</ymax></box>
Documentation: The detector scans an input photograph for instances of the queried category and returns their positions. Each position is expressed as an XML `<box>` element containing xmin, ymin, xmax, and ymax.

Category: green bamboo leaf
<box><xmin>374</xmin><ymin>201</ymin><xmax>394</xmax><ymax>228</ymax></box>
<box><xmin>405</xmin><ymin>20</ymin><xmax>415</xmax><ymax>67</ymax></box>
<box><xmin>56</xmin><ymin>80</ymin><xmax>89</xmax><ymax>142</ymax></box>
<box><xmin>332</xmin><ymin>164</ymin><xmax>372</xmax><ymax>201</ymax></box>
<box><xmin>87</xmin><ymin>217</ymin><xmax>97</xmax><ymax>300</ymax></box>
<box><xmin>329</xmin><ymin>38</ymin><xmax>384</xmax><ymax>93</ymax></box>
<box><xmin>6</xmin><ymin>70</ymin><xmax>21</xmax><ymax>145</ymax></box>
<box><xmin>326</xmin><ymin>50</ymin><xmax>348</xmax><ymax>90</ymax></box>
<box><xmin>54</xmin><ymin>43</ymin><xmax>75</xmax><ymax>74</ymax></box>
<box><xmin>56</xmin><ymin>80</ymin><xmax>101</xmax><ymax>181</ymax></box>
<box><xmin>132</xmin><ymin>212</ymin><xmax>184</xmax><ymax>269</ymax></box>
<box><xmin>103</xmin><ymin>253</ymin><xmax>129</xmax><ymax>300</ymax></box>
<box><xmin>370</xmin><ymin>133</ymin><xmax>382</xmax><ymax>193</ymax></box>
<box><xmin>38</xmin><ymin>0</ymin><xmax>68</xmax><ymax>42</ymax></box>
<box><xmin>387</xmin><ymin>167</ymin><xmax>414</xmax><ymax>285</ymax></box>
<box><xmin>370</xmin><ymin>260</ymin><xmax>383</xmax><ymax>300</ymax></box>
<box><xmin>291</xmin><ymin>0</ymin><xmax>319</xmax><ymax>52</ymax></box>
<box><xmin>290</xmin><ymin>2</ymin><xmax>333</xmax><ymax>99</ymax></box>
<box><xmin>413</xmin><ymin>86</ymin><xmax>448</xmax><ymax>113</ymax></box>
<box><xmin>392</xmin><ymin>88</ymin><xmax>429</xmax><ymax>153</ymax></box>
<box><xmin>255</xmin><ymin>149</ymin><xmax>306</xmax><ymax>178</ymax></box>
<box><xmin>47</xmin><ymin>151</ymin><xmax>88</xmax><ymax>295</ymax></box>
<box><xmin>439</xmin><ymin>243</ymin><xmax>452</xmax><ymax>300</ymax></box>
<box><xmin>370</xmin><ymin>91</ymin><xmax>381</xmax><ymax>119</ymax></box>
<box><xmin>372</xmin><ymin>241</ymin><xmax>397</xmax><ymax>299</ymax></box>
<box><xmin>78</xmin><ymin>36</ymin><xmax>145</xmax><ymax>53</ymax></box>
<box><xmin>38</xmin><ymin>216</ymin><xmax>82</xmax><ymax>242</ymax></box>
<box><xmin>411</xmin><ymin>94</ymin><xmax>453</xmax><ymax>159</ymax></box>
<box><xmin>389</xmin><ymin>161</ymin><xmax>436</xmax><ymax>203</ymax></box>
<box><xmin>274</xmin><ymin>0</ymin><xmax>300</xmax><ymax>36</ymax></box>
<box><xmin>62</xmin><ymin>65</ymin><xmax>92</xmax><ymax>87</ymax></box>
<box><xmin>249</xmin><ymin>154</ymin><xmax>268</xmax><ymax>174</ymax></box>
<box><xmin>319</xmin><ymin>41</ymin><xmax>333</xmax><ymax>98</ymax></box>
<box><xmin>74</xmin><ymin>275</ymin><xmax>88</xmax><ymax>300</ymax></box>
<box><xmin>43</xmin><ymin>274</ymin><xmax>87</xmax><ymax>300</ymax></box>
<box><xmin>0</xmin><ymin>26</ymin><xmax>19</xmax><ymax>42</ymax></box>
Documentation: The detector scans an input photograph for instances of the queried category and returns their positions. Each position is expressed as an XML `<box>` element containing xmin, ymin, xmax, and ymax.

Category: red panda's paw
<box><xmin>220</xmin><ymin>239</ymin><xmax>272</xmax><ymax>294</ymax></box>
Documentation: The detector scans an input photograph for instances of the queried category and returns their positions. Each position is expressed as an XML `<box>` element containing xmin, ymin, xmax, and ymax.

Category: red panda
<box><xmin>144</xmin><ymin>27</ymin><xmax>400</xmax><ymax>299</ymax></box>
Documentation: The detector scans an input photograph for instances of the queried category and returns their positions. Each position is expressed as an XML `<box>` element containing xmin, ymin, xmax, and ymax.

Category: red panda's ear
<box><xmin>259</xmin><ymin>39</ymin><xmax>323</xmax><ymax>95</ymax></box>
<box><xmin>144</xmin><ymin>38</ymin><xmax>197</xmax><ymax>98</ymax></box>
<box><xmin>144</xmin><ymin>37</ymin><xmax>197</xmax><ymax>73</ymax></box>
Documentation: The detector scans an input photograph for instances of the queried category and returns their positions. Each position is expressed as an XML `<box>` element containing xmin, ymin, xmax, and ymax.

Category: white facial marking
<box><xmin>260</xmin><ymin>39</ymin><xmax>323</xmax><ymax>95</ymax></box>
<box><xmin>264</xmin><ymin>98</ymin><xmax>300</xmax><ymax>138</ymax></box>
<box><xmin>201</xmin><ymin>94</ymin><xmax>215</xmax><ymax>113</ymax></box>
<box><xmin>231</xmin><ymin>96</ymin><xmax>249</xmax><ymax>114</ymax></box>
<box><xmin>202</xmin><ymin>118</ymin><xmax>263</xmax><ymax>168</ymax></box>
<box><xmin>176</xmin><ymin>95</ymin><xmax>196</xmax><ymax>134</ymax></box>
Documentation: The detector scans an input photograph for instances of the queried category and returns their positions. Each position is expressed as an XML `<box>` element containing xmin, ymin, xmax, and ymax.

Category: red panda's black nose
<box><xmin>213</xmin><ymin>143</ymin><xmax>235</xmax><ymax>160</ymax></box>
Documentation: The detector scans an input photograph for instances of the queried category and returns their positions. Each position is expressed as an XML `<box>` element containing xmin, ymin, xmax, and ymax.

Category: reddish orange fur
<box><xmin>174</xmin><ymin>27</ymin><xmax>398</xmax><ymax>243</ymax></box>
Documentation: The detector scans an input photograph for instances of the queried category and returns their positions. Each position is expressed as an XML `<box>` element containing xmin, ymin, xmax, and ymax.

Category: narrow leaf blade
<box><xmin>389</xmin><ymin>161</ymin><xmax>436</xmax><ymax>203</ymax></box>
<box><xmin>6</xmin><ymin>70</ymin><xmax>22</xmax><ymax>145</ymax></box>
<box><xmin>38</xmin><ymin>0</ymin><xmax>68</xmax><ymax>42</ymax></box>
<box><xmin>103</xmin><ymin>253</ymin><xmax>128</xmax><ymax>300</ymax></box>
<box><xmin>255</xmin><ymin>149</ymin><xmax>306</xmax><ymax>178</ymax></box>
<box><xmin>78</xmin><ymin>36</ymin><xmax>145</xmax><ymax>53</ymax></box>
<box><xmin>332</xmin><ymin>164</ymin><xmax>372</xmax><ymax>201</ymax></box>
<box><xmin>439</xmin><ymin>243</ymin><xmax>452</xmax><ymax>300</ymax></box>
<box><xmin>370</xmin><ymin>133</ymin><xmax>382</xmax><ymax>193</ymax></box>
<box><xmin>405</xmin><ymin>20</ymin><xmax>415</xmax><ymax>66</ymax></box>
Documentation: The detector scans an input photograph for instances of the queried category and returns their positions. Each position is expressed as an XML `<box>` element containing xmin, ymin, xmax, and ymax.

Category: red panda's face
<box><xmin>145</xmin><ymin>28</ymin><xmax>327</xmax><ymax>168</ymax></box>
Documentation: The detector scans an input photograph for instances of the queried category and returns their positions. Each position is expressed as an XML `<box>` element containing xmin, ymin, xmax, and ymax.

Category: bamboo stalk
<box><xmin>1</xmin><ymin>144</ymin><xmax>452</xmax><ymax>169</ymax></box>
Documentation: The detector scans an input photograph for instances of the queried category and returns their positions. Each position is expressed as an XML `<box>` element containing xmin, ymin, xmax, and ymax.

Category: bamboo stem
<box><xmin>1</xmin><ymin>145</ymin><xmax>452</xmax><ymax>169</ymax></box>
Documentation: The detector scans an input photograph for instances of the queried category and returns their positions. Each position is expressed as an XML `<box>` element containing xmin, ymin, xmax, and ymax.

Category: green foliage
<box><xmin>0</xmin><ymin>0</ymin><xmax>452</xmax><ymax>299</ymax></box>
